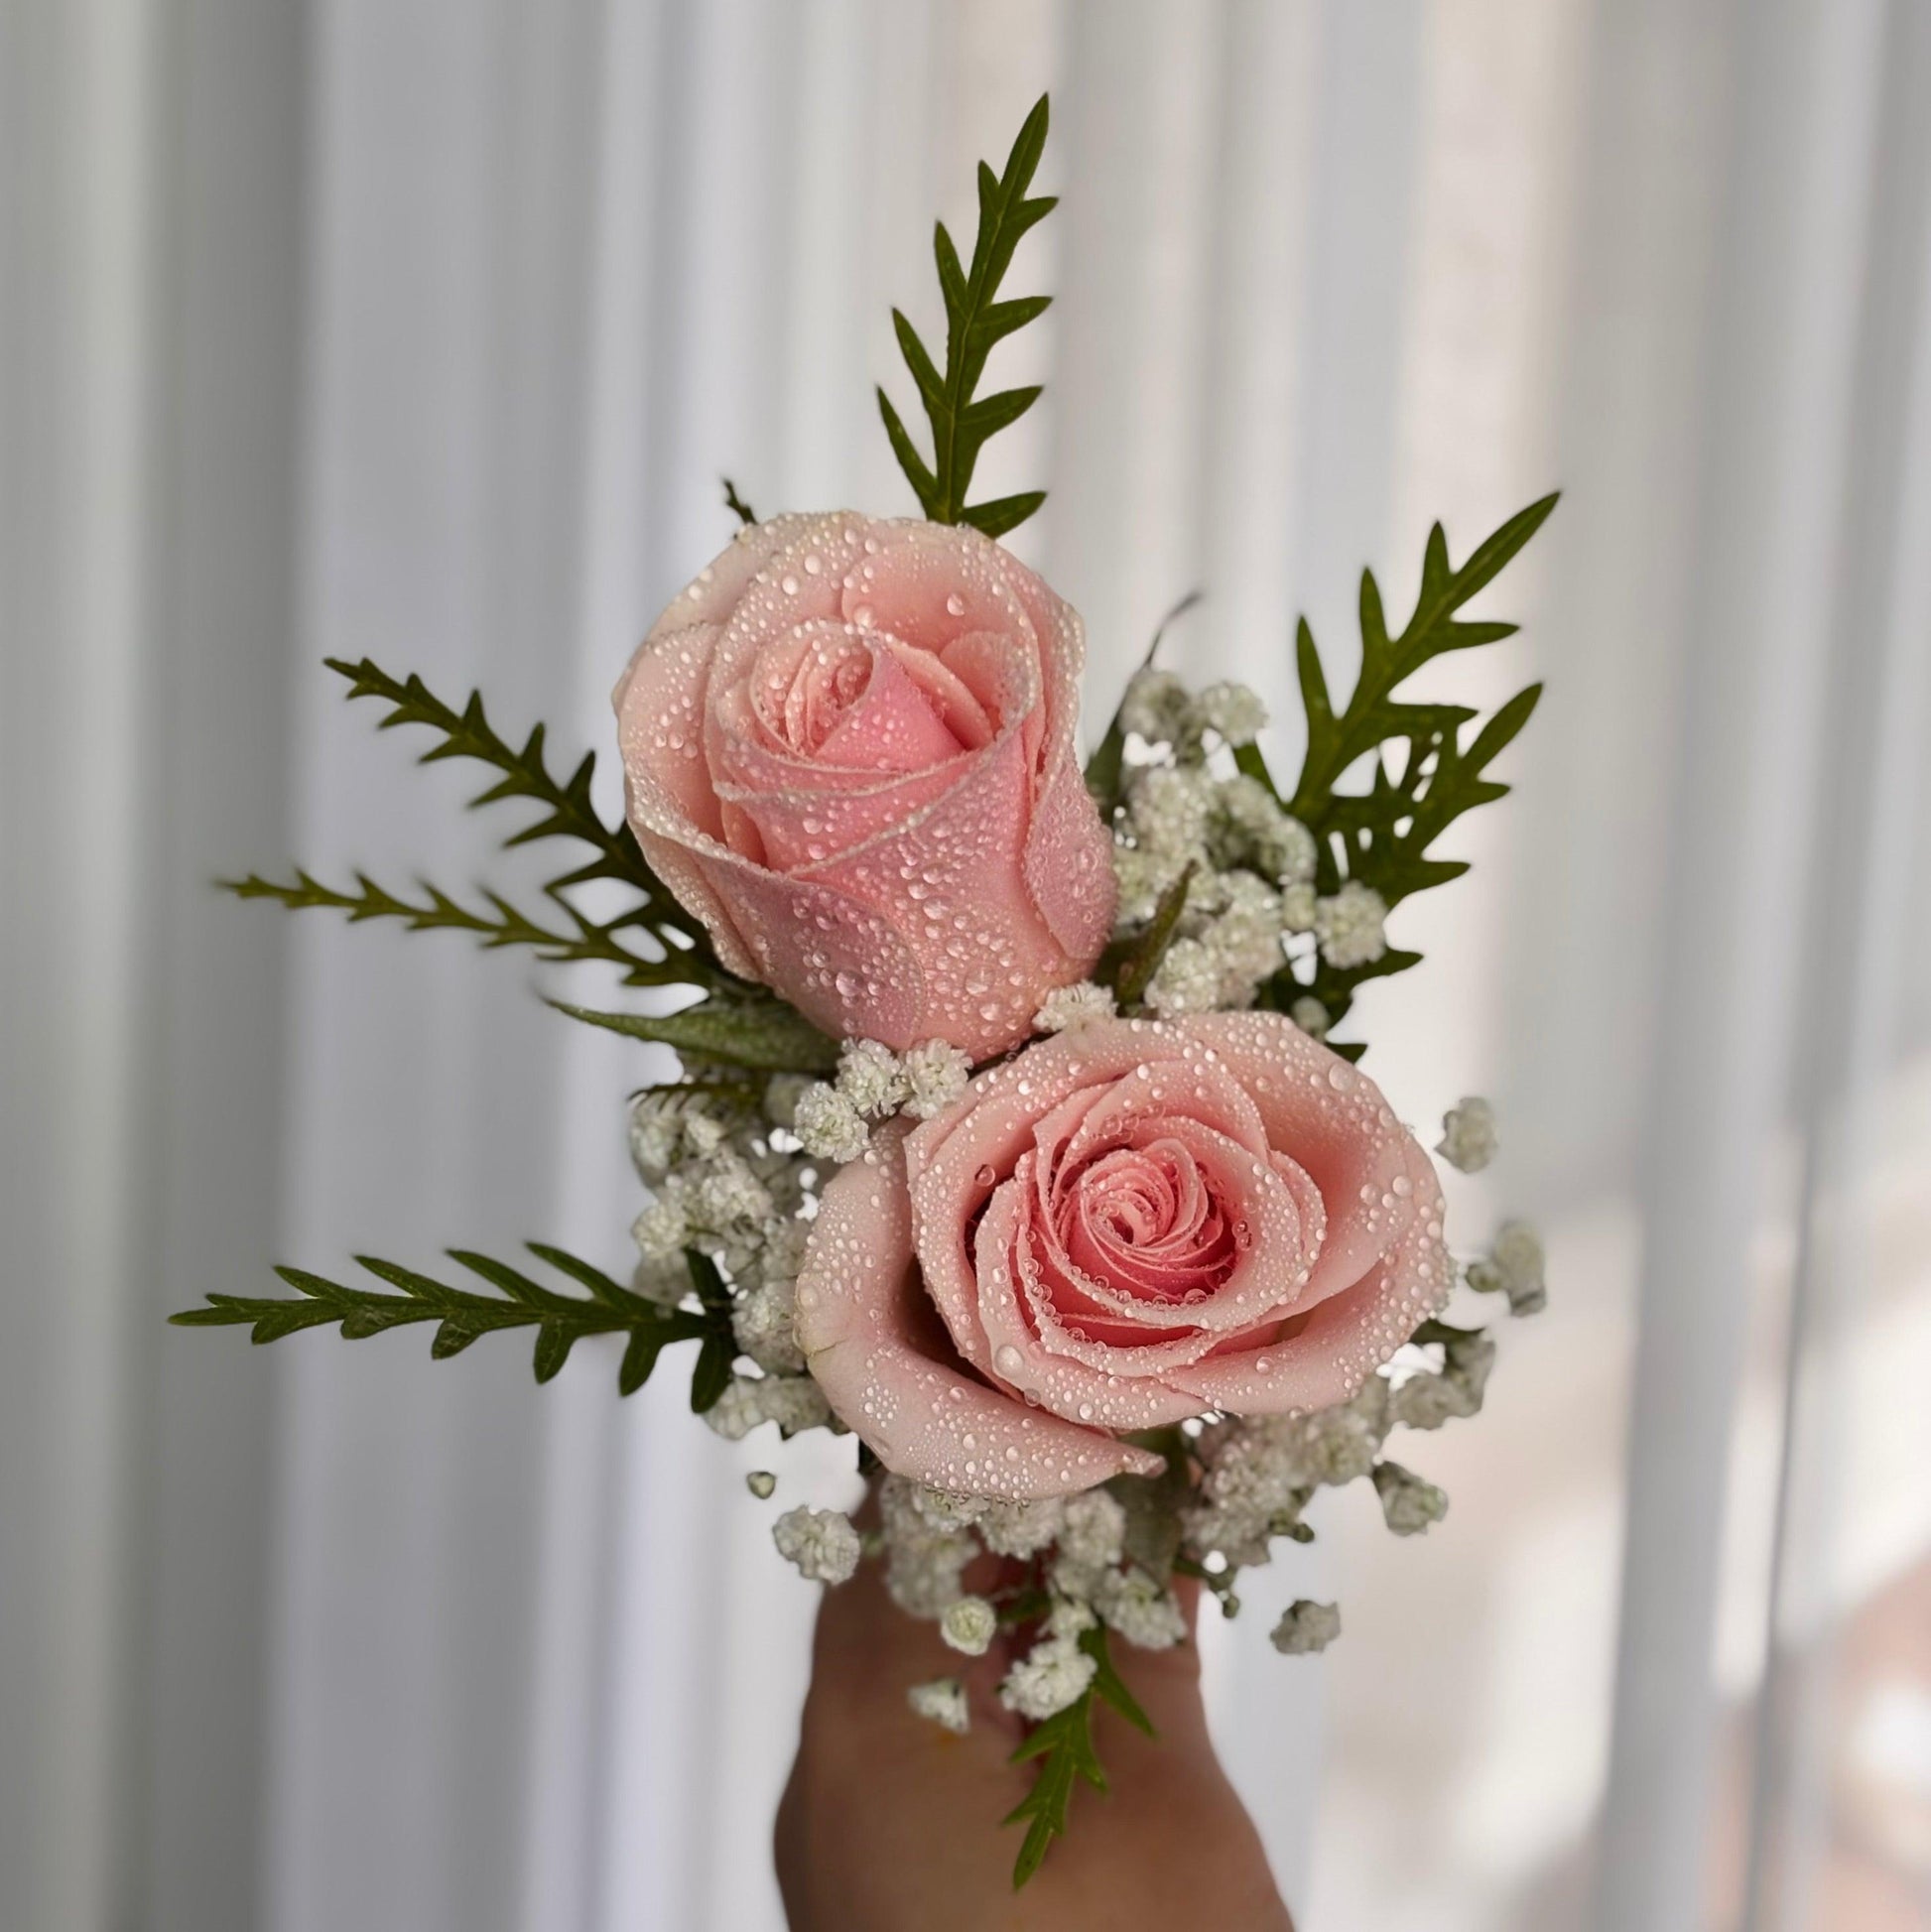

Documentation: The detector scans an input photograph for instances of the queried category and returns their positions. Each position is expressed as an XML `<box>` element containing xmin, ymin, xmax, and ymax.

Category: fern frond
<box><xmin>878</xmin><ymin>95</ymin><xmax>1056</xmax><ymax>533</ymax></box>
<box><xmin>170</xmin><ymin>1243</ymin><xmax>731</xmax><ymax>1401</ymax></box>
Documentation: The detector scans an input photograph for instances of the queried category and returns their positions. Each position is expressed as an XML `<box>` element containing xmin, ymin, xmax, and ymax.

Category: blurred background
<box><xmin>4</xmin><ymin>1</ymin><xmax>1929</xmax><ymax>1928</ymax></box>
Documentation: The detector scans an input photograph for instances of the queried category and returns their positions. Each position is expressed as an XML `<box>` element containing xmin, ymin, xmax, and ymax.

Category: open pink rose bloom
<box><xmin>795</xmin><ymin>1011</ymin><xmax>1454</xmax><ymax>1499</ymax></box>
<box><xmin>613</xmin><ymin>513</ymin><xmax>1115</xmax><ymax>1059</ymax></box>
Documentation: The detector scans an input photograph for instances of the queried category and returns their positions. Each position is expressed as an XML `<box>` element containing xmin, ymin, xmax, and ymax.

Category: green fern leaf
<box><xmin>878</xmin><ymin>94</ymin><xmax>1056</xmax><ymax>532</ymax></box>
<box><xmin>170</xmin><ymin>1244</ymin><xmax>720</xmax><ymax>1401</ymax></box>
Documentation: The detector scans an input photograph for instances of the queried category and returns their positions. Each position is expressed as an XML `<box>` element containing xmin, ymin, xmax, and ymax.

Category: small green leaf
<box><xmin>533</xmin><ymin>1324</ymin><xmax>573</xmax><ymax>1383</ymax></box>
<box><xmin>1081</xmin><ymin>1624</ymin><xmax>1155</xmax><ymax>1738</ymax></box>
<box><xmin>619</xmin><ymin>1327</ymin><xmax>667</xmax><ymax>1396</ymax></box>
<box><xmin>959</xmin><ymin>489</ymin><xmax>1047</xmax><ymax>541</ymax></box>
<box><xmin>545</xmin><ymin>993</ymin><xmax>839</xmax><ymax>1075</ymax></box>
<box><xmin>1107</xmin><ymin>863</ymin><xmax>1195</xmax><ymax>1009</ymax></box>
<box><xmin>690</xmin><ymin>1334</ymin><xmax>734</xmax><ymax>1414</ymax></box>
<box><xmin>1005</xmin><ymin>1681</ymin><xmax>1107</xmax><ymax>1888</ymax></box>
<box><xmin>1261</xmin><ymin>496</ymin><xmax>1557</xmax><ymax>1043</ymax></box>
<box><xmin>171</xmin><ymin>1243</ymin><xmax>705</xmax><ymax>1399</ymax></box>
<box><xmin>721</xmin><ymin>477</ymin><xmax>757</xmax><ymax>526</ymax></box>
<box><xmin>877</xmin><ymin>94</ymin><xmax>1057</xmax><ymax>533</ymax></box>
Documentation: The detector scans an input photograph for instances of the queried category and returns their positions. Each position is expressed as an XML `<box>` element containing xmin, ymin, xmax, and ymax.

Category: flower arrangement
<box><xmin>179</xmin><ymin>96</ymin><xmax>1555</xmax><ymax>1886</ymax></box>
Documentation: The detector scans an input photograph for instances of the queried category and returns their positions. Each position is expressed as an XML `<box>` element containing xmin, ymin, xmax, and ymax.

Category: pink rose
<box><xmin>794</xmin><ymin>1012</ymin><xmax>1452</xmax><ymax>1499</ymax></box>
<box><xmin>612</xmin><ymin>513</ymin><xmax>1115</xmax><ymax>1059</ymax></box>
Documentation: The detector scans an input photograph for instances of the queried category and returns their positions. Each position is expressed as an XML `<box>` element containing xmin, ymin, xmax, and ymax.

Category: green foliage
<box><xmin>1250</xmin><ymin>493</ymin><xmax>1558</xmax><ymax>1036</ymax></box>
<box><xmin>878</xmin><ymin>94</ymin><xmax>1055</xmax><ymax>537</ymax></box>
<box><xmin>1006</xmin><ymin>1626</ymin><xmax>1156</xmax><ymax>1888</ymax></box>
<box><xmin>1085</xmin><ymin>590</ymin><xmax>1203</xmax><ymax>814</ymax></box>
<box><xmin>322</xmin><ymin>657</ymin><xmax>680</xmax><ymax>911</ymax></box>
<box><xmin>226</xmin><ymin>869</ymin><xmax>721</xmax><ymax>988</ymax></box>
<box><xmin>547</xmin><ymin>990</ymin><xmax>838</xmax><ymax>1075</ymax></box>
<box><xmin>721</xmin><ymin>476</ymin><xmax>757</xmax><ymax>526</ymax></box>
<box><xmin>223</xmin><ymin>656</ymin><xmax>734</xmax><ymax>986</ymax></box>
<box><xmin>170</xmin><ymin>1242</ymin><xmax>735</xmax><ymax>1401</ymax></box>
<box><xmin>1102</xmin><ymin>862</ymin><xmax>1195</xmax><ymax>1009</ymax></box>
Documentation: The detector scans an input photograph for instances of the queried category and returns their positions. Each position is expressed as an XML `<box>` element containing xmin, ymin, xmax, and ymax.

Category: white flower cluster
<box><xmin>788</xmin><ymin>1035</ymin><xmax>974</xmax><ymax>1164</ymax></box>
<box><xmin>1468</xmin><ymin>1218</ymin><xmax>1547</xmax><ymax>1315</ymax></box>
<box><xmin>626</xmin><ymin>1079</ymin><xmax>829</xmax><ymax>1436</ymax></box>
<box><xmin>878</xmin><ymin>1477</ymin><xmax>1190</xmax><ymax>1731</ymax></box>
<box><xmin>1106</xmin><ymin>680</ymin><xmax>1394</xmax><ymax>1022</ymax></box>
<box><xmin>1437</xmin><ymin>1095</ymin><xmax>1498</xmax><ymax>1174</ymax></box>
<box><xmin>771</xmin><ymin>1505</ymin><xmax>861</xmax><ymax>1585</ymax></box>
<box><xmin>1183</xmin><ymin>1378</ymin><xmax>1394</xmax><ymax>1567</ymax></box>
<box><xmin>1117</xmin><ymin>667</ymin><xmax>1269</xmax><ymax>758</ymax></box>
<box><xmin>1033</xmin><ymin>979</ymin><xmax>1117</xmax><ymax>1033</ymax></box>
<box><xmin>1269</xmin><ymin>1599</ymin><xmax>1341</xmax><ymax>1655</ymax></box>
<box><xmin>906</xmin><ymin>1677</ymin><xmax>970</xmax><ymax>1735</ymax></box>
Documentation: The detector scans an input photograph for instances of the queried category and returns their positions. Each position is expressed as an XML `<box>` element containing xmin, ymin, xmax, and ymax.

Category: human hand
<box><xmin>775</xmin><ymin>1553</ymin><xmax>1294</xmax><ymax>1931</ymax></box>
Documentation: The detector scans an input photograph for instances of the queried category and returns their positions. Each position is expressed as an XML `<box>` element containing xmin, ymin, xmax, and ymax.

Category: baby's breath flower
<box><xmin>1058</xmin><ymin>1488</ymin><xmax>1127</xmax><ymax>1570</ymax></box>
<box><xmin>629</xmin><ymin>1100</ymin><xmax>684</xmax><ymax>1180</ymax></box>
<box><xmin>1265</xmin><ymin>815</ymin><xmax>1318</xmax><ymax>888</ymax></box>
<box><xmin>836</xmin><ymin>1038</ymin><xmax>908</xmax><ymax>1117</ymax></box>
<box><xmin>1117</xmin><ymin>667</ymin><xmax>1192</xmax><ymax>745</ymax></box>
<box><xmin>1193</xmin><ymin>681</ymin><xmax>1267</xmax><ymax>746</ymax></box>
<box><xmin>631</xmin><ymin>1193</ymin><xmax>689</xmax><ymax>1261</ymax></box>
<box><xmin>907</xmin><ymin>1677</ymin><xmax>970</xmax><ymax>1736</ymax></box>
<box><xmin>1371</xmin><ymin>1462</ymin><xmax>1448</xmax><ymax>1536</ymax></box>
<box><xmin>999</xmin><ymin>1635</ymin><xmax>1096</xmax><ymax>1722</ymax></box>
<box><xmin>1469</xmin><ymin>1219</ymin><xmax>1547</xmax><ymax>1315</ymax></box>
<box><xmin>1125</xmin><ymin>765</ymin><xmax>1215</xmax><ymax>860</ymax></box>
<box><xmin>1279</xmin><ymin>881</ymin><xmax>1318</xmax><ymax>932</ymax></box>
<box><xmin>940</xmin><ymin>1596</ymin><xmax>999</xmax><ymax>1657</ymax></box>
<box><xmin>1145</xmin><ymin>937</ymin><xmax>1223</xmax><ymax>1017</ymax></box>
<box><xmin>772</xmin><ymin>1505</ymin><xmax>861</xmax><ymax>1584</ymax></box>
<box><xmin>1289</xmin><ymin>995</ymin><xmax>1330</xmax><ymax>1040</ymax></box>
<box><xmin>1313</xmin><ymin>880</ymin><xmax>1389</xmax><ymax>968</ymax></box>
<box><xmin>1443</xmin><ymin>1329</ymin><xmax>1497</xmax><ymax>1404</ymax></box>
<box><xmin>753</xmin><ymin>1215</ymin><xmax>813</xmax><ymax>1284</ymax></box>
<box><xmin>1269</xmin><ymin>1600</ymin><xmax>1341</xmax><ymax>1655</ymax></box>
<box><xmin>901</xmin><ymin>1039</ymin><xmax>972</xmax><ymax>1119</ymax></box>
<box><xmin>682</xmin><ymin>1109</ymin><xmax>729</xmax><ymax>1157</ymax></box>
<box><xmin>1391</xmin><ymin>1370</ymin><xmax>1479</xmax><ymax>1430</ymax></box>
<box><xmin>691</xmin><ymin>1151</ymin><xmax>772</xmax><ymax>1230</ymax></box>
<box><xmin>977</xmin><ymin>1496</ymin><xmax>1065</xmax><ymax>1560</ymax></box>
<box><xmin>1045</xmin><ymin>1596</ymin><xmax>1098</xmax><ymax>1641</ymax></box>
<box><xmin>706</xmin><ymin>1373</ymin><xmax>833</xmax><ymax>1442</ymax></box>
<box><xmin>1437</xmin><ymin>1096</ymin><xmax>1498</xmax><ymax>1174</ymax></box>
<box><xmin>1034</xmin><ymin>980</ymin><xmax>1117</xmax><ymax>1033</ymax></box>
<box><xmin>791</xmin><ymin>1084</ymin><xmax>868</xmax><ymax>1164</ymax></box>
<box><xmin>1094</xmin><ymin>1567</ymin><xmax>1188</xmax><ymax>1650</ymax></box>
<box><xmin>745</xmin><ymin>1471</ymin><xmax>777</xmax><ymax>1499</ymax></box>
<box><xmin>880</xmin><ymin>1477</ymin><xmax>977</xmax><ymax>1617</ymax></box>
<box><xmin>731</xmin><ymin>1274</ymin><xmax>804</xmax><ymax>1374</ymax></box>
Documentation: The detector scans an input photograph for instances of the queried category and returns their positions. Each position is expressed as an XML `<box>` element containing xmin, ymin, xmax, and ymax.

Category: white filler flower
<box><xmin>907</xmin><ymin>1677</ymin><xmax>970</xmax><ymax>1735</ymax></box>
<box><xmin>1437</xmin><ymin>1095</ymin><xmax>1498</xmax><ymax>1174</ymax></box>
<box><xmin>1270</xmin><ymin>1600</ymin><xmax>1342</xmax><ymax>1655</ymax></box>
<box><xmin>772</xmin><ymin>1505</ymin><xmax>861</xmax><ymax>1584</ymax></box>
<box><xmin>940</xmin><ymin>1596</ymin><xmax>999</xmax><ymax>1657</ymax></box>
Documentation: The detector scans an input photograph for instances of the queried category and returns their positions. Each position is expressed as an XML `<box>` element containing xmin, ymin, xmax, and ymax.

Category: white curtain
<box><xmin>5</xmin><ymin>3</ymin><xmax>1928</xmax><ymax>1929</ymax></box>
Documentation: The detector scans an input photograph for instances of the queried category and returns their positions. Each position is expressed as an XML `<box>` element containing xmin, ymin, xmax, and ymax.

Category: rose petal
<box><xmin>968</xmin><ymin>1169</ymin><xmax>1208</xmax><ymax>1431</ymax></box>
<box><xmin>795</xmin><ymin>1124</ymin><xmax>1164</xmax><ymax>1498</ymax></box>
<box><xmin>1162</xmin><ymin>1179</ymin><xmax>1452</xmax><ymax>1413</ymax></box>
<box><xmin>1176</xmin><ymin>1013</ymin><xmax>1428</xmax><ymax>1308</ymax></box>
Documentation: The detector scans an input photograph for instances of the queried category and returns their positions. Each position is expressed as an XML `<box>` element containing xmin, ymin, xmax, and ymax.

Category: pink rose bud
<box><xmin>793</xmin><ymin>1012</ymin><xmax>1453</xmax><ymax>1500</ymax></box>
<box><xmin>613</xmin><ymin>513</ymin><xmax>1115</xmax><ymax>1059</ymax></box>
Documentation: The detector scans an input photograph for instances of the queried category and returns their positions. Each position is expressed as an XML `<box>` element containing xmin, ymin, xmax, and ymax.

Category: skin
<box><xmin>775</xmin><ymin>1553</ymin><xmax>1295</xmax><ymax>1932</ymax></box>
